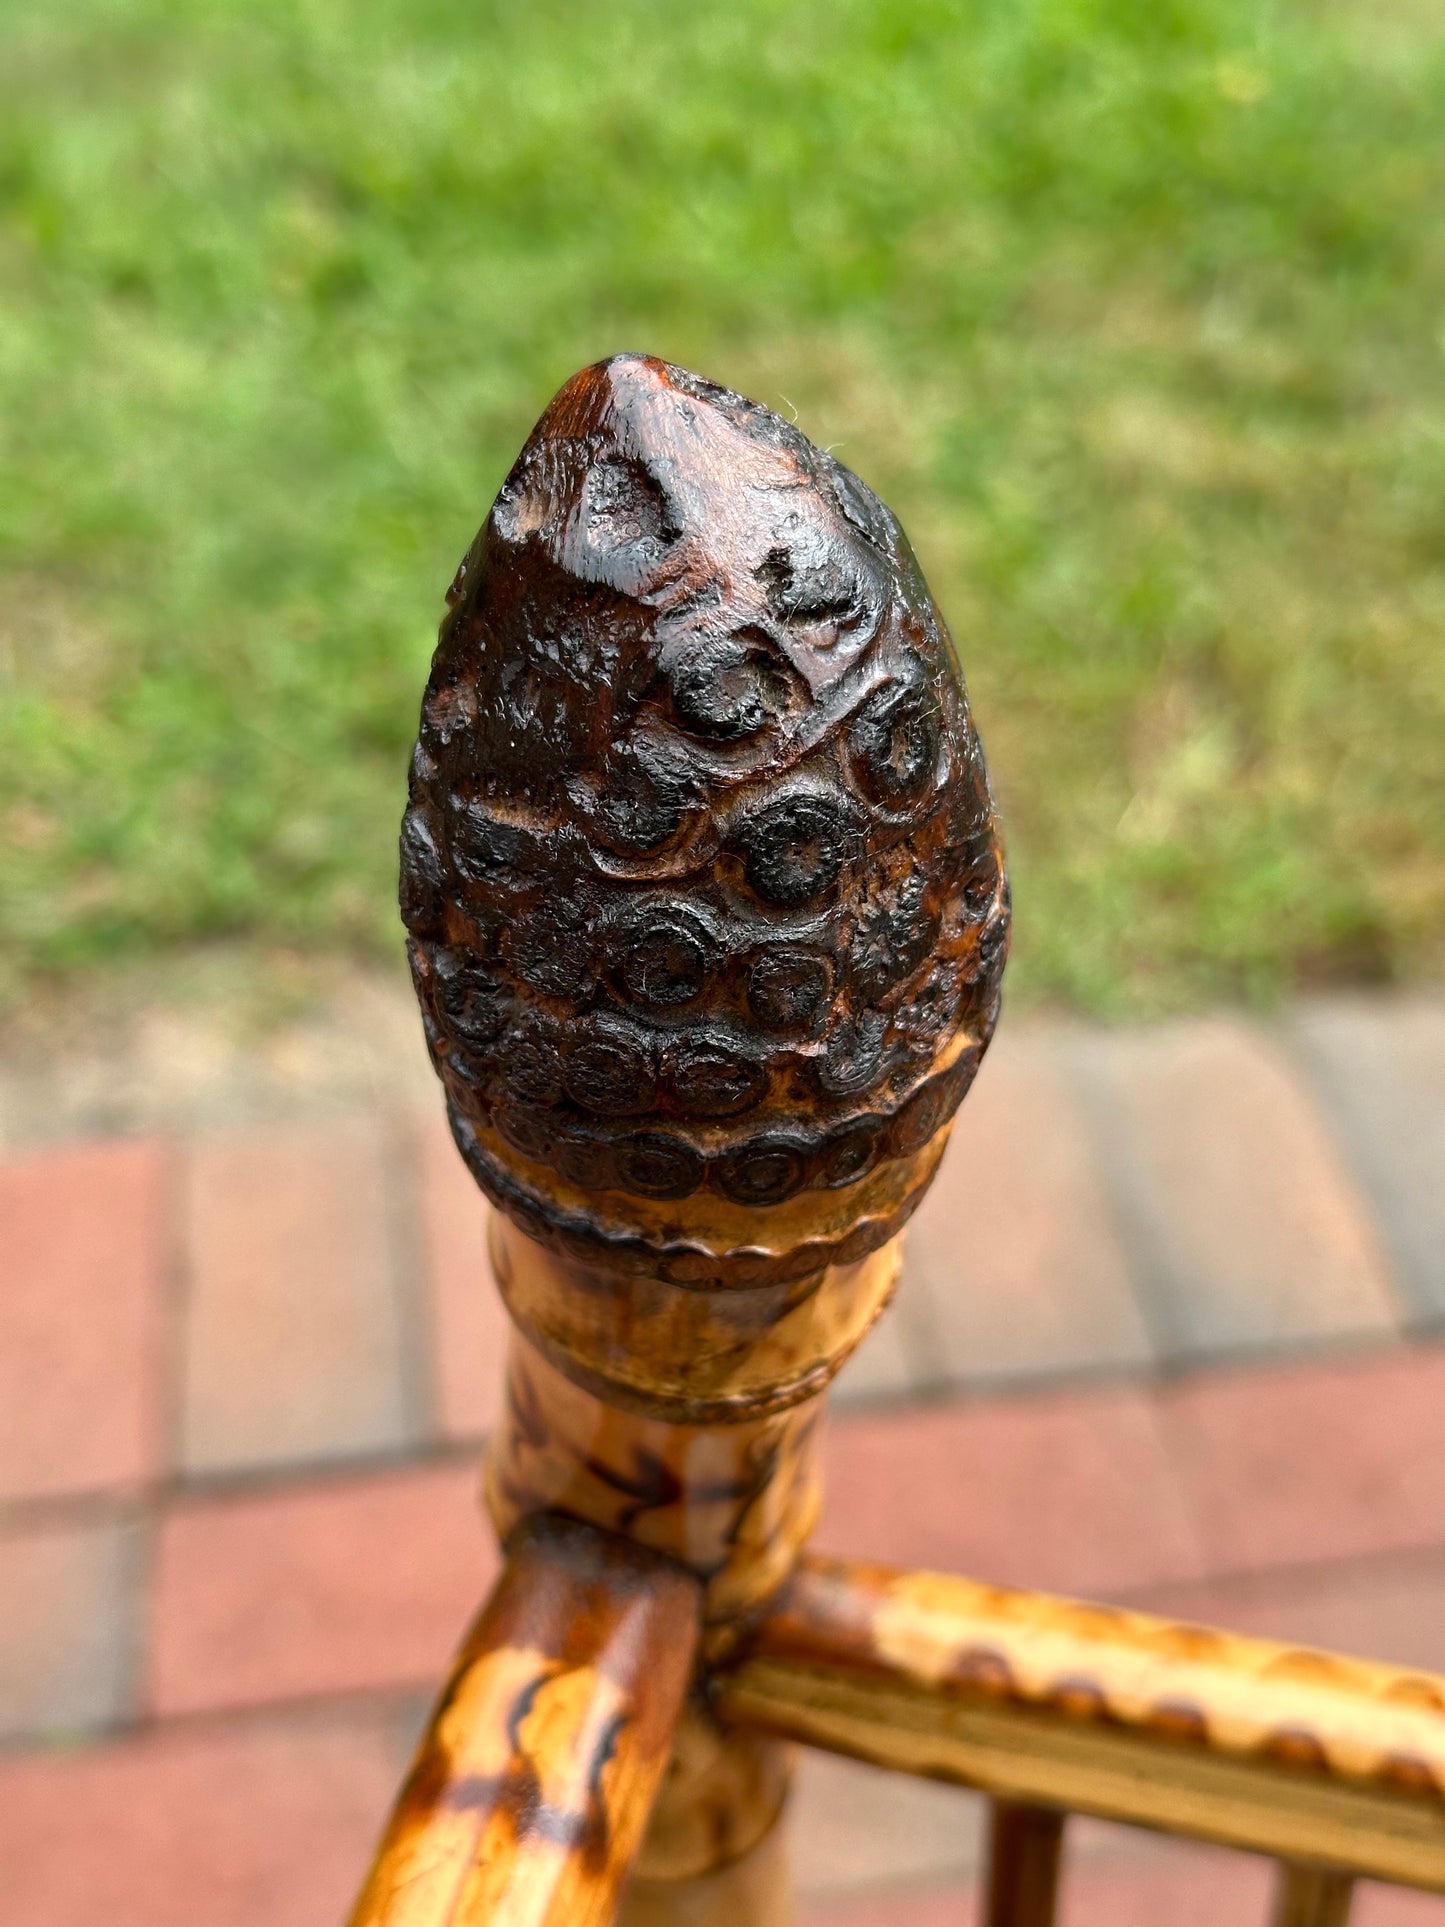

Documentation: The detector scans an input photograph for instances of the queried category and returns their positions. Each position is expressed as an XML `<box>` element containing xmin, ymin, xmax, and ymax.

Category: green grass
<box><xmin>3</xmin><ymin>0</ymin><xmax>1444</xmax><ymax>1014</ymax></box>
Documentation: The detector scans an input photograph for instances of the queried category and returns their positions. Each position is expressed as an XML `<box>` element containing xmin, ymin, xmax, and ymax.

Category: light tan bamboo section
<box><xmin>348</xmin><ymin>1515</ymin><xmax>700</xmax><ymax>1927</ymax></box>
<box><xmin>714</xmin><ymin>1556</ymin><xmax>1445</xmax><ymax>1891</ymax></box>
<box><xmin>486</xmin><ymin>1215</ymin><xmax>902</xmax><ymax>1635</ymax></box>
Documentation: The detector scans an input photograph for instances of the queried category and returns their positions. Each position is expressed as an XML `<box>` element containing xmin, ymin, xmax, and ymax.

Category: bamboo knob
<box><xmin>400</xmin><ymin>353</ymin><xmax>1008</xmax><ymax>1295</ymax></box>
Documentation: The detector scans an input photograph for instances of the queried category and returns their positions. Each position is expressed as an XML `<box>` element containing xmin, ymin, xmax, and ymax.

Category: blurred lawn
<box><xmin>2</xmin><ymin>0</ymin><xmax>1443</xmax><ymax>1014</ymax></box>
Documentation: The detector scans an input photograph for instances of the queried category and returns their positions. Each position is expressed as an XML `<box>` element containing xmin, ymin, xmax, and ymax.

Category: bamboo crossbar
<box><xmin>714</xmin><ymin>1554</ymin><xmax>1445</xmax><ymax>1892</ymax></box>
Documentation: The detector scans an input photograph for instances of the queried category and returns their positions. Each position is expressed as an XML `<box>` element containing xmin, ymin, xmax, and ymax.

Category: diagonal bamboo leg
<box><xmin>348</xmin><ymin>1514</ymin><xmax>700</xmax><ymax>1927</ymax></box>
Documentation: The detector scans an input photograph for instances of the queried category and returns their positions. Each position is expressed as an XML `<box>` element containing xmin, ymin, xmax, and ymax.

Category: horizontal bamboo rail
<box><xmin>713</xmin><ymin>1554</ymin><xmax>1445</xmax><ymax>1892</ymax></box>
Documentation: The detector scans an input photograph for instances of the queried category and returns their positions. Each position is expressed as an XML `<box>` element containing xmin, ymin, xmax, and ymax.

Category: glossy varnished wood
<box><xmin>348</xmin><ymin>1515</ymin><xmax>700</xmax><ymax>1927</ymax></box>
<box><xmin>482</xmin><ymin>1214</ymin><xmax>907</xmax><ymax>1638</ymax></box>
<box><xmin>629</xmin><ymin>1702</ymin><xmax>792</xmax><ymax>1884</ymax></box>
<box><xmin>713</xmin><ymin>1556</ymin><xmax>1445</xmax><ymax>1890</ymax></box>
<box><xmin>487</xmin><ymin>1202</ymin><xmax>908</xmax><ymax>1428</ymax></box>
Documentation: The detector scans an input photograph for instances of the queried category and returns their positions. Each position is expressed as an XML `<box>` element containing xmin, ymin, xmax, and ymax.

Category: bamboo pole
<box><xmin>349</xmin><ymin>1515</ymin><xmax>700</xmax><ymax>1927</ymax></box>
<box><xmin>350</xmin><ymin>348</ymin><xmax>1445</xmax><ymax>1927</ymax></box>
<box><xmin>712</xmin><ymin>1554</ymin><xmax>1445</xmax><ymax>1891</ymax></box>
<box><xmin>377</xmin><ymin>350</ymin><xmax>1010</xmax><ymax>1920</ymax></box>
<box><xmin>984</xmin><ymin>1801</ymin><xmax>1065</xmax><ymax>1927</ymax></box>
<box><xmin>1272</xmin><ymin>1865</ymin><xmax>1355</xmax><ymax>1927</ymax></box>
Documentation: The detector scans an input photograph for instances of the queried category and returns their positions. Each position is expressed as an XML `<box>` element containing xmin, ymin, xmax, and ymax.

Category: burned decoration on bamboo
<box><xmin>358</xmin><ymin>356</ymin><xmax>1445</xmax><ymax>1927</ymax></box>
<box><xmin>399</xmin><ymin>353</ymin><xmax>1008</xmax><ymax>1290</ymax></box>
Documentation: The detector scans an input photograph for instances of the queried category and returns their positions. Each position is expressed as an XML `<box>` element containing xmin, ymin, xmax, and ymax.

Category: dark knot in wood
<box><xmin>401</xmin><ymin>354</ymin><xmax>1008</xmax><ymax>1284</ymax></box>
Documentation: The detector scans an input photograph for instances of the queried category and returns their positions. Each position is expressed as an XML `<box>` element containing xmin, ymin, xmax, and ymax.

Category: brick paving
<box><xmin>0</xmin><ymin>1138</ymin><xmax>170</xmax><ymax>1502</ymax></box>
<box><xmin>815</xmin><ymin>1384</ymin><xmax>1206</xmax><ymax>1595</ymax></box>
<box><xmin>1072</xmin><ymin>1017</ymin><xmax>1401</xmax><ymax>1358</ymax></box>
<box><xmin>904</xmin><ymin>1035</ymin><xmax>1154</xmax><ymax>1386</ymax></box>
<box><xmin>179</xmin><ymin>1120</ymin><xmax>419</xmax><ymax>1473</ymax></box>
<box><xmin>415</xmin><ymin>1110</ymin><xmax>511</xmax><ymax>1442</ymax></box>
<box><xmin>2</xmin><ymin>995</ymin><xmax>1444</xmax><ymax>1921</ymax></box>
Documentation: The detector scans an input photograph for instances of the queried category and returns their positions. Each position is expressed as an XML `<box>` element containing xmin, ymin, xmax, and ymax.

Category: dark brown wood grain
<box><xmin>348</xmin><ymin>1514</ymin><xmax>700</xmax><ymax>1927</ymax></box>
<box><xmin>399</xmin><ymin>352</ymin><xmax>1007</xmax><ymax>1291</ymax></box>
<box><xmin>369</xmin><ymin>355</ymin><xmax>1445</xmax><ymax>1925</ymax></box>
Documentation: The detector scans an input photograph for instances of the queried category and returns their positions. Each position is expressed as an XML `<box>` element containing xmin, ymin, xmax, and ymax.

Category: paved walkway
<box><xmin>3</xmin><ymin>993</ymin><xmax>1445</xmax><ymax>1923</ymax></box>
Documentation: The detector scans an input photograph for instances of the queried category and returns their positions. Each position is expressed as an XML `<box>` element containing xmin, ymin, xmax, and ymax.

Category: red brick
<box><xmin>149</xmin><ymin>1461</ymin><xmax>497</xmax><ymax>1715</ymax></box>
<box><xmin>415</xmin><ymin>1112</ymin><xmax>509</xmax><ymax>1441</ymax></box>
<box><xmin>1353</xmin><ymin>1883</ymin><xmax>1445</xmax><ymax>1924</ymax></box>
<box><xmin>1079</xmin><ymin>1018</ymin><xmax>1400</xmax><ymax>1357</ymax></box>
<box><xmin>0</xmin><ymin>1138</ymin><xmax>168</xmax><ymax>1500</ymax></box>
<box><xmin>817</xmin><ymin>1385</ymin><xmax>1204</xmax><ymax>1597</ymax></box>
<box><xmin>904</xmin><ymin>1035</ymin><xmax>1153</xmax><ymax>1387</ymax></box>
<box><xmin>0</xmin><ymin>1514</ymin><xmax>138</xmax><ymax>1740</ymax></box>
<box><xmin>800</xmin><ymin>1879</ymin><xmax>976</xmax><ymax>1927</ymax></box>
<box><xmin>1294</xmin><ymin>996</ymin><xmax>1445</xmax><ymax>1322</ymax></box>
<box><xmin>798</xmin><ymin>1821</ymin><xmax>1277</xmax><ymax>1927</ymax></box>
<box><xmin>1159</xmin><ymin>1343</ymin><xmax>1445</xmax><ymax>1576</ymax></box>
<box><xmin>1051</xmin><ymin>1831</ymin><xmax>1435</xmax><ymax>1927</ymax></box>
<box><xmin>1032</xmin><ymin>1834</ymin><xmax>1263</xmax><ymax>1927</ymax></box>
<box><xmin>1038</xmin><ymin>1830</ymin><xmax>1269</xmax><ymax>1927</ymax></box>
<box><xmin>791</xmin><ymin>1751</ymin><xmax>983</xmax><ymax>1896</ymax></box>
<box><xmin>180</xmin><ymin>1120</ymin><xmax>414</xmax><ymax>1473</ymax></box>
<box><xmin>0</xmin><ymin>1704</ymin><xmax>402</xmax><ymax>1927</ymax></box>
<box><xmin>831</xmin><ymin>1293</ymin><xmax>918</xmax><ymax>1408</ymax></box>
<box><xmin>1134</xmin><ymin>1548</ymin><xmax>1445</xmax><ymax>1677</ymax></box>
<box><xmin>800</xmin><ymin>1857</ymin><xmax>1436</xmax><ymax>1926</ymax></box>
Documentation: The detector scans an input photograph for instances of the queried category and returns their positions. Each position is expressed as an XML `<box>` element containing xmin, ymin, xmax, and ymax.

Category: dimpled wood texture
<box><xmin>714</xmin><ymin>1556</ymin><xmax>1445</xmax><ymax>1890</ymax></box>
<box><xmin>400</xmin><ymin>353</ymin><xmax>1007</xmax><ymax>1288</ymax></box>
<box><xmin>348</xmin><ymin>1514</ymin><xmax>700</xmax><ymax>1927</ymax></box>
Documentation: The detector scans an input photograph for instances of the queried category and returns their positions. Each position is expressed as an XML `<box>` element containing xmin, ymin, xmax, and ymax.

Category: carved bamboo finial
<box><xmin>400</xmin><ymin>352</ymin><xmax>1008</xmax><ymax>1290</ymax></box>
<box><xmin>375</xmin><ymin>359</ymin><xmax>1011</xmax><ymax>1923</ymax></box>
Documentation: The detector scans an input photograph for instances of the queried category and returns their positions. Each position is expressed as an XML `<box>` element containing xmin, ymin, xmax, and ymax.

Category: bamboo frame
<box><xmin>347</xmin><ymin>354</ymin><xmax>1439</xmax><ymax>1926</ymax></box>
<box><xmin>351</xmin><ymin>1532</ymin><xmax>1445</xmax><ymax>1922</ymax></box>
<box><xmin>712</xmin><ymin>1554</ymin><xmax>1445</xmax><ymax>1892</ymax></box>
